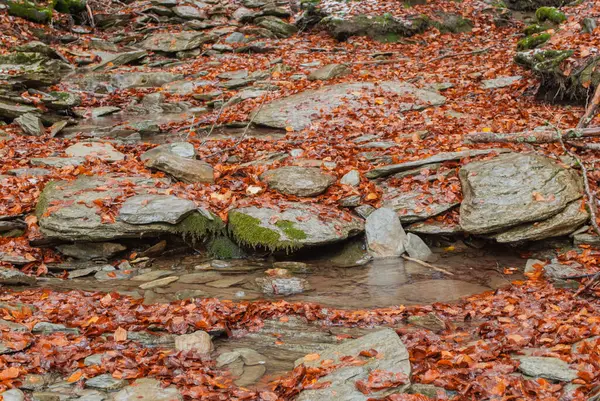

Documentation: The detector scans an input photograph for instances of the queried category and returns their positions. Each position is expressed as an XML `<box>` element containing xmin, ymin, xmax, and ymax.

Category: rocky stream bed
<box><xmin>2</xmin><ymin>0</ymin><xmax>600</xmax><ymax>399</ymax></box>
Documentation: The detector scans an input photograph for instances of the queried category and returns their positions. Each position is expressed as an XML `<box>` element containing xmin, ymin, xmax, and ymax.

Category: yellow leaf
<box><xmin>67</xmin><ymin>370</ymin><xmax>83</xmax><ymax>383</ymax></box>
<box><xmin>482</xmin><ymin>127</ymin><xmax>492</xmax><ymax>133</ymax></box>
<box><xmin>365</xmin><ymin>192</ymin><xmax>378</xmax><ymax>201</ymax></box>
<box><xmin>304</xmin><ymin>353</ymin><xmax>320</xmax><ymax>361</ymax></box>
<box><xmin>285</xmin><ymin>126</ymin><xmax>294</xmax><ymax>132</ymax></box>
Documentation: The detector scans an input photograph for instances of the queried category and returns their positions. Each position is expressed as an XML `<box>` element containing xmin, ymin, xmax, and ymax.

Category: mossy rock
<box><xmin>53</xmin><ymin>0</ymin><xmax>86</xmax><ymax>14</ymax></box>
<box><xmin>429</xmin><ymin>12</ymin><xmax>473</xmax><ymax>33</ymax></box>
<box><xmin>320</xmin><ymin>14</ymin><xmax>429</xmax><ymax>42</ymax></box>
<box><xmin>504</xmin><ymin>0</ymin><xmax>566</xmax><ymax>11</ymax></box>
<box><xmin>206</xmin><ymin>236</ymin><xmax>246</xmax><ymax>259</ymax></box>
<box><xmin>535</xmin><ymin>6</ymin><xmax>566</xmax><ymax>24</ymax></box>
<box><xmin>524</xmin><ymin>24</ymin><xmax>550</xmax><ymax>35</ymax></box>
<box><xmin>7</xmin><ymin>0</ymin><xmax>53</xmax><ymax>23</ymax></box>
<box><xmin>517</xmin><ymin>33</ymin><xmax>551</xmax><ymax>50</ymax></box>
<box><xmin>37</xmin><ymin>176</ymin><xmax>224</xmax><ymax>242</ymax></box>
<box><xmin>228</xmin><ymin>202</ymin><xmax>364</xmax><ymax>252</ymax></box>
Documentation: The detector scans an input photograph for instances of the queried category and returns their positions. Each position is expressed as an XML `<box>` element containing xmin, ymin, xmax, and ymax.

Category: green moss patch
<box><xmin>173</xmin><ymin>211</ymin><xmax>225</xmax><ymax>243</ymax></box>
<box><xmin>53</xmin><ymin>0</ymin><xmax>86</xmax><ymax>14</ymax></box>
<box><xmin>524</xmin><ymin>24</ymin><xmax>549</xmax><ymax>35</ymax></box>
<box><xmin>7</xmin><ymin>0</ymin><xmax>53</xmax><ymax>23</ymax></box>
<box><xmin>206</xmin><ymin>236</ymin><xmax>245</xmax><ymax>259</ymax></box>
<box><xmin>35</xmin><ymin>181</ymin><xmax>57</xmax><ymax>219</ymax></box>
<box><xmin>517</xmin><ymin>33</ymin><xmax>551</xmax><ymax>50</ymax></box>
<box><xmin>535</xmin><ymin>7</ymin><xmax>566</xmax><ymax>24</ymax></box>
<box><xmin>228</xmin><ymin>211</ymin><xmax>303</xmax><ymax>252</ymax></box>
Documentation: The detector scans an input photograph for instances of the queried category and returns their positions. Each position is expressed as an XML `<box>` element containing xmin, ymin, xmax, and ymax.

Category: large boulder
<box><xmin>36</xmin><ymin>176</ymin><xmax>223</xmax><ymax>242</ymax></box>
<box><xmin>141</xmin><ymin>32</ymin><xmax>215</xmax><ymax>52</ymax></box>
<box><xmin>228</xmin><ymin>202</ymin><xmax>364</xmax><ymax>251</ymax></box>
<box><xmin>252</xmin><ymin>81</ymin><xmax>445</xmax><ymax>131</ymax></box>
<box><xmin>320</xmin><ymin>14</ymin><xmax>429</xmax><ymax>42</ymax></box>
<box><xmin>459</xmin><ymin>153</ymin><xmax>583</xmax><ymax>235</ymax></box>
<box><xmin>365</xmin><ymin>207</ymin><xmax>406</xmax><ymax>258</ymax></box>
<box><xmin>296</xmin><ymin>329</ymin><xmax>411</xmax><ymax>401</ymax></box>
<box><xmin>261</xmin><ymin>166</ymin><xmax>335</xmax><ymax>197</ymax></box>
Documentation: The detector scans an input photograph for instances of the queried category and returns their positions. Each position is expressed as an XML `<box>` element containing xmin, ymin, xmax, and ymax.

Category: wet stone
<box><xmin>140</xmin><ymin>142</ymin><xmax>196</xmax><ymax>161</ymax></box>
<box><xmin>0</xmin><ymin>266</ymin><xmax>36</xmax><ymax>285</ymax></box>
<box><xmin>175</xmin><ymin>331</ymin><xmax>213</xmax><ymax>353</ymax></box>
<box><xmin>139</xmin><ymin>276</ymin><xmax>179</xmax><ymax>289</ymax></box>
<box><xmin>256</xmin><ymin>276</ymin><xmax>310</xmax><ymax>295</ymax></box>
<box><xmin>33</xmin><ymin>322</ymin><xmax>80</xmax><ymax>335</ymax></box>
<box><xmin>366</xmin><ymin>207</ymin><xmax>406</xmax><ymax>258</ymax></box>
<box><xmin>15</xmin><ymin>113</ymin><xmax>45</xmax><ymax>136</ymax></box>
<box><xmin>205</xmin><ymin>276</ymin><xmax>246</xmax><ymax>288</ymax></box>
<box><xmin>84</xmin><ymin>353</ymin><xmax>106</xmax><ymax>366</ymax></box>
<box><xmin>516</xmin><ymin>356</ymin><xmax>578</xmax><ymax>382</ymax></box>
<box><xmin>85</xmin><ymin>374</ymin><xmax>127</xmax><ymax>391</ymax></box>
<box><xmin>235</xmin><ymin>364</ymin><xmax>266</xmax><ymax>387</ymax></box>
<box><xmin>57</xmin><ymin>242</ymin><xmax>126</xmax><ymax>261</ymax></box>
<box><xmin>118</xmin><ymin>195</ymin><xmax>197</xmax><ymax>225</ymax></box>
<box><xmin>403</xmin><ymin>233</ymin><xmax>435</xmax><ymax>262</ymax></box>
<box><xmin>113</xmin><ymin>378</ymin><xmax>182</xmax><ymax>401</ymax></box>
<box><xmin>308</xmin><ymin>63</ymin><xmax>350</xmax><ymax>81</ymax></box>
<box><xmin>261</xmin><ymin>166</ymin><xmax>335</xmax><ymax>197</ymax></box>
<box><xmin>131</xmin><ymin>270</ymin><xmax>174</xmax><ymax>282</ymax></box>
<box><xmin>2</xmin><ymin>389</ymin><xmax>25</xmax><ymax>401</ymax></box>
<box><xmin>65</xmin><ymin>142</ymin><xmax>124</xmax><ymax>162</ymax></box>
<box><xmin>340</xmin><ymin>170</ymin><xmax>360</xmax><ymax>186</ymax></box>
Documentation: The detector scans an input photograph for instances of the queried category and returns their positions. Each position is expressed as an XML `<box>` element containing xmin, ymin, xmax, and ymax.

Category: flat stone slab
<box><xmin>141</xmin><ymin>32</ymin><xmax>213</xmax><ymax>52</ymax></box>
<box><xmin>261</xmin><ymin>166</ymin><xmax>335</xmax><ymax>197</ymax></box>
<box><xmin>65</xmin><ymin>142</ymin><xmax>125</xmax><ymax>162</ymax></box>
<box><xmin>140</xmin><ymin>142</ymin><xmax>196</xmax><ymax>161</ymax></box>
<box><xmin>381</xmin><ymin>184</ymin><xmax>459</xmax><ymax>223</ymax></box>
<box><xmin>118</xmin><ymin>194</ymin><xmax>197</xmax><ymax>225</ymax></box>
<box><xmin>516</xmin><ymin>356</ymin><xmax>578</xmax><ymax>382</ymax></box>
<box><xmin>112</xmin><ymin>378</ymin><xmax>182</xmax><ymax>401</ymax></box>
<box><xmin>296</xmin><ymin>329</ymin><xmax>411</xmax><ymax>401</ymax></box>
<box><xmin>459</xmin><ymin>153</ymin><xmax>583</xmax><ymax>234</ymax></box>
<box><xmin>37</xmin><ymin>176</ymin><xmax>222</xmax><ymax>242</ymax></box>
<box><xmin>253</xmin><ymin>81</ymin><xmax>445</xmax><ymax>131</ymax></box>
<box><xmin>366</xmin><ymin>148</ymin><xmax>510</xmax><ymax>179</ymax></box>
<box><xmin>494</xmin><ymin>199</ymin><xmax>589</xmax><ymax>243</ymax></box>
<box><xmin>228</xmin><ymin>202</ymin><xmax>364</xmax><ymax>251</ymax></box>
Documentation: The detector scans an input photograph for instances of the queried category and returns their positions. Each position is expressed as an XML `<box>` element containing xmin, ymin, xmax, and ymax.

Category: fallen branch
<box><xmin>553</xmin><ymin>126</ymin><xmax>600</xmax><ymax>237</ymax></box>
<box><xmin>574</xmin><ymin>271</ymin><xmax>600</xmax><ymax>297</ymax></box>
<box><xmin>86</xmin><ymin>3</ymin><xmax>95</xmax><ymax>28</ymax></box>
<box><xmin>464</xmin><ymin>126</ymin><xmax>600</xmax><ymax>144</ymax></box>
<box><xmin>401</xmin><ymin>255</ymin><xmax>454</xmax><ymax>276</ymax></box>
<box><xmin>566</xmin><ymin>141</ymin><xmax>600</xmax><ymax>151</ymax></box>
<box><xmin>427</xmin><ymin>46</ymin><xmax>493</xmax><ymax>64</ymax></box>
<box><xmin>577</xmin><ymin>84</ymin><xmax>600</xmax><ymax>128</ymax></box>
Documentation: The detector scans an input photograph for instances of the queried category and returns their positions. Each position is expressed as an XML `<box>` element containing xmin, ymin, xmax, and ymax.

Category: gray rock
<box><xmin>573</xmin><ymin>233</ymin><xmax>600</xmax><ymax>247</ymax></box>
<box><xmin>340</xmin><ymin>170</ymin><xmax>360</xmax><ymax>186</ymax></box>
<box><xmin>205</xmin><ymin>276</ymin><xmax>246</xmax><ymax>288</ymax></box>
<box><xmin>228</xmin><ymin>202</ymin><xmax>364</xmax><ymax>251</ymax></box>
<box><xmin>494</xmin><ymin>199</ymin><xmax>589</xmax><ymax>243</ymax></box>
<box><xmin>233</xmin><ymin>6</ymin><xmax>256</xmax><ymax>22</ymax></box>
<box><xmin>118</xmin><ymin>195</ymin><xmax>197</xmax><ymax>225</ymax></box>
<box><xmin>381</xmin><ymin>184</ymin><xmax>459</xmax><ymax>223</ymax></box>
<box><xmin>175</xmin><ymin>331</ymin><xmax>213</xmax><ymax>353</ymax></box>
<box><xmin>308</xmin><ymin>64</ymin><xmax>350</xmax><ymax>81</ymax></box>
<box><xmin>296</xmin><ymin>329</ymin><xmax>411</xmax><ymax>401</ymax></box>
<box><xmin>407</xmin><ymin>220</ymin><xmax>463</xmax><ymax>235</ymax></box>
<box><xmin>0</xmin><ymin>100</ymin><xmax>39</xmax><ymax>119</ymax></box>
<box><xmin>65</xmin><ymin>142</ymin><xmax>124</xmax><ymax>162</ymax></box>
<box><xmin>141</xmin><ymin>32</ymin><xmax>214</xmax><ymax>52</ymax></box>
<box><xmin>131</xmin><ymin>270</ymin><xmax>173</xmax><ymax>282</ymax></box>
<box><xmin>37</xmin><ymin>176</ymin><xmax>223</xmax><ymax>242</ymax></box>
<box><xmin>366</xmin><ymin>148</ymin><xmax>509</xmax><ymax>179</ymax></box>
<box><xmin>85</xmin><ymin>374</ymin><xmax>126</xmax><ymax>391</ymax></box>
<box><xmin>261</xmin><ymin>166</ymin><xmax>335</xmax><ymax>197</ymax></box>
<box><xmin>235</xmin><ymin>365</ymin><xmax>266</xmax><ymax>387</ymax></box>
<box><xmin>144</xmin><ymin>152</ymin><xmax>214</xmax><ymax>184</ymax></box>
<box><xmin>15</xmin><ymin>113</ymin><xmax>45</xmax><ymax>136</ymax></box>
<box><xmin>460</xmin><ymin>153</ymin><xmax>583</xmax><ymax>235</ymax></box>
<box><xmin>112</xmin><ymin>378</ymin><xmax>182</xmax><ymax>401</ymax></box>
<box><xmin>255</xmin><ymin>16</ymin><xmax>298</xmax><ymax>38</ymax></box>
<box><xmin>403</xmin><ymin>233</ymin><xmax>434</xmax><ymax>262</ymax></box>
<box><xmin>254</xmin><ymin>81</ymin><xmax>445</xmax><ymax>130</ymax></box>
<box><xmin>30</xmin><ymin>157</ymin><xmax>84</xmax><ymax>168</ymax></box>
<box><xmin>94</xmin><ymin>270</ymin><xmax>134</xmax><ymax>281</ymax></box>
<box><xmin>173</xmin><ymin>5</ymin><xmax>205</xmax><ymax>19</ymax></box>
<box><xmin>42</xmin><ymin>91</ymin><xmax>81</xmax><ymax>110</ymax></box>
<box><xmin>366</xmin><ymin>207</ymin><xmax>406</xmax><ymax>258</ymax></box>
<box><xmin>0</xmin><ymin>52</ymin><xmax>71</xmax><ymax>89</ymax></box>
<box><xmin>141</xmin><ymin>143</ymin><xmax>196</xmax><ymax>162</ymax></box>
<box><xmin>0</xmin><ymin>319</ymin><xmax>28</xmax><ymax>332</ymax></box>
<box><xmin>225</xmin><ymin>32</ymin><xmax>247</xmax><ymax>43</ymax></box>
<box><xmin>91</xmin><ymin>106</ymin><xmax>120</xmax><ymax>118</ymax></box>
<box><xmin>0</xmin><ymin>252</ymin><xmax>33</xmax><ymax>265</ymax></box>
<box><xmin>33</xmin><ymin>322</ymin><xmax>79</xmax><ymax>335</ymax></box>
<box><xmin>256</xmin><ymin>276</ymin><xmax>309</xmax><ymax>295</ymax></box>
<box><xmin>516</xmin><ymin>356</ymin><xmax>578</xmax><ymax>382</ymax></box>
<box><xmin>68</xmin><ymin>266</ymin><xmax>104</xmax><ymax>279</ymax></box>
<box><xmin>7</xmin><ymin>168</ymin><xmax>51</xmax><ymax>177</ymax></box>
<box><xmin>57</xmin><ymin>242</ymin><xmax>126</xmax><ymax>260</ymax></box>
<box><xmin>80</xmin><ymin>72</ymin><xmax>183</xmax><ymax>91</ymax></box>
<box><xmin>139</xmin><ymin>276</ymin><xmax>179</xmax><ymax>289</ymax></box>
<box><xmin>0</xmin><ymin>266</ymin><xmax>35</xmax><ymax>285</ymax></box>
<box><xmin>93</xmin><ymin>50</ymin><xmax>148</xmax><ymax>71</ymax></box>
<box><xmin>482</xmin><ymin>76</ymin><xmax>522</xmax><ymax>89</ymax></box>
<box><xmin>355</xmin><ymin>205</ymin><xmax>375</xmax><ymax>219</ymax></box>
<box><xmin>1</xmin><ymin>389</ymin><xmax>25</xmax><ymax>401</ymax></box>
<box><xmin>407</xmin><ymin>313</ymin><xmax>445</xmax><ymax>332</ymax></box>
<box><xmin>407</xmin><ymin>383</ymin><xmax>449</xmax><ymax>398</ymax></box>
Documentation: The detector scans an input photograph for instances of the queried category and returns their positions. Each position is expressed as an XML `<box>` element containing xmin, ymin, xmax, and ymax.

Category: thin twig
<box><xmin>553</xmin><ymin>126</ymin><xmax>600</xmax><ymax>237</ymax></box>
<box><xmin>574</xmin><ymin>271</ymin><xmax>600</xmax><ymax>297</ymax></box>
<box><xmin>401</xmin><ymin>255</ymin><xmax>455</xmax><ymax>276</ymax></box>
<box><xmin>86</xmin><ymin>3</ymin><xmax>95</xmax><ymax>28</ymax></box>
<box><xmin>577</xmin><ymin>83</ymin><xmax>600</xmax><ymax>128</ymax></box>
<box><xmin>427</xmin><ymin>45</ymin><xmax>493</xmax><ymax>64</ymax></box>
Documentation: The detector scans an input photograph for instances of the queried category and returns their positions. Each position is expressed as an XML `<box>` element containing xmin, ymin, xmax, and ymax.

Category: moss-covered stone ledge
<box><xmin>227</xmin><ymin>202</ymin><xmax>364</xmax><ymax>253</ymax></box>
<box><xmin>36</xmin><ymin>177</ymin><xmax>224</xmax><ymax>242</ymax></box>
<box><xmin>319</xmin><ymin>14</ymin><xmax>429</xmax><ymax>42</ymax></box>
<box><xmin>7</xmin><ymin>0</ymin><xmax>53</xmax><ymax>23</ymax></box>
